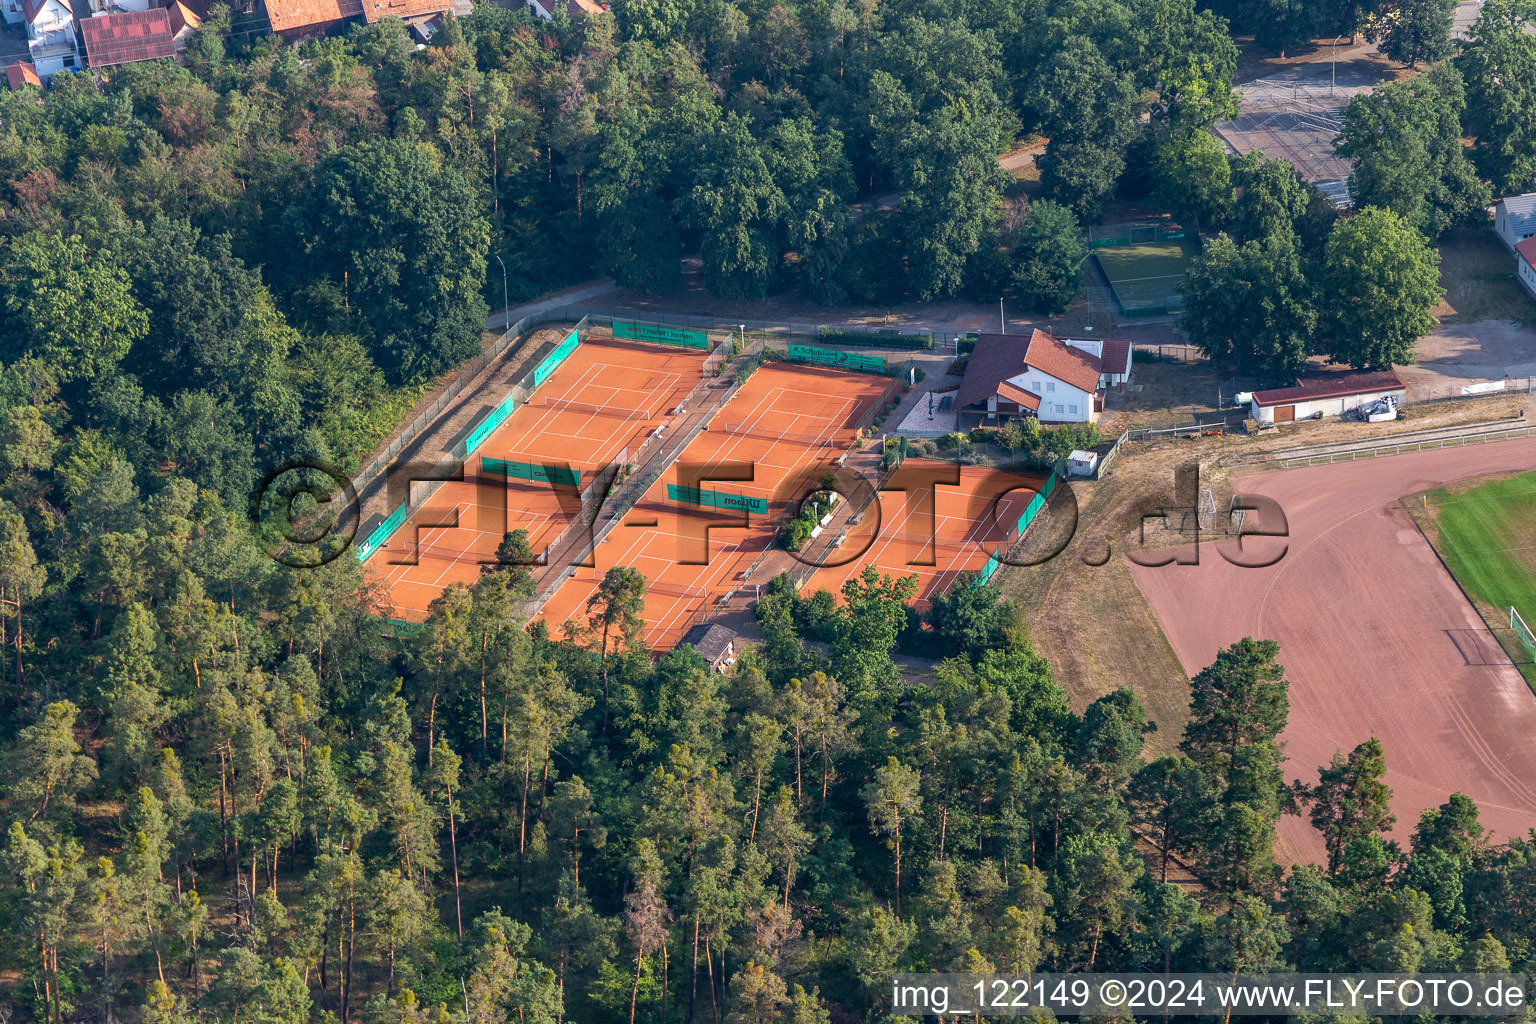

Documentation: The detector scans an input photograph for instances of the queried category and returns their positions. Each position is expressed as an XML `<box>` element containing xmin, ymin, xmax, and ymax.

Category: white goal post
<box><xmin>1510</xmin><ymin>606</ymin><xmax>1535</xmax><ymax>658</ymax></box>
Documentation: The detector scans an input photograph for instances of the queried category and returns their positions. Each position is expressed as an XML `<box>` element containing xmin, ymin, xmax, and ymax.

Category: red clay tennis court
<box><xmin>364</xmin><ymin>339</ymin><xmax>707</xmax><ymax>621</ymax></box>
<box><xmin>538</xmin><ymin>362</ymin><xmax>894</xmax><ymax>650</ymax></box>
<box><xmin>800</xmin><ymin>461</ymin><xmax>1042</xmax><ymax>604</ymax></box>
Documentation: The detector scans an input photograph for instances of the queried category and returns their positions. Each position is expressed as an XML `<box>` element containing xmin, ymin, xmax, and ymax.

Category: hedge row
<box><xmin>816</xmin><ymin>327</ymin><xmax>933</xmax><ymax>350</ymax></box>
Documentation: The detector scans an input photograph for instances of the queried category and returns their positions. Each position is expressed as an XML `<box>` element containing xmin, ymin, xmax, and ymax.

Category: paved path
<box><xmin>487</xmin><ymin>279</ymin><xmax>618</xmax><ymax>332</ymax></box>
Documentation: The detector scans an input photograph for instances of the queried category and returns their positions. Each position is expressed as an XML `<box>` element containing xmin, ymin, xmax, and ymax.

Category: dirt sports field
<box><xmin>1128</xmin><ymin>437</ymin><xmax>1536</xmax><ymax>863</ymax></box>
<box><xmin>538</xmin><ymin>362</ymin><xmax>893</xmax><ymax>650</ymax></box>
<box><xmin>364</xmin><ymin>338</ymin><xmax>707</xmax><ymax>621</ymax></box>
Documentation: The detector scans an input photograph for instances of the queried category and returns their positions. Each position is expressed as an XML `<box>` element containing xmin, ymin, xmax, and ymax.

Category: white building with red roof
<box><xmin>957</xmin><ymin>330</ymin><xmax>1115</xmax><ymax>426</ymax></box>
<box><xmin>1247</xmin><ymin>370</ymin><xmax>1405</xmax><ymax>424</ymax></box>
<box><xmin>1516</xmin><ymin>236</ymin><xmax>1536</xmax><ymax>301</ymax></box>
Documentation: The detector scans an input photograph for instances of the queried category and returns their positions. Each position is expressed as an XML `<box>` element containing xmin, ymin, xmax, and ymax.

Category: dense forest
<box><xmin>1</xmin><ymin>0</ymin><xmax>1535</xmax><ymax>1020</ymax></box>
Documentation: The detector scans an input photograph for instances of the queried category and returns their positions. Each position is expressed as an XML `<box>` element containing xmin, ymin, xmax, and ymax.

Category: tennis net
<box><xmin>862</xmin><ymin>531</ymin><xmax>1012</xmax><ymax>559</ymax></box>
<box><xmin>380</xmin><ymin>540</ymin><xmax>542</xmax><ymax>568</ymax></box>
<box><xmin>708</xmin><ymin>420</ymin><xmax>842</xmax><ymax>449</ymax></box>
<box><xmin>644</xmin><ymin>579</ymin><xmax>709</xmax><ymax>600</ymax></box>
<box><xmin>539</xmin><ymin>396</ymin><xmax>655</xmax><ymax>419</ymax></box>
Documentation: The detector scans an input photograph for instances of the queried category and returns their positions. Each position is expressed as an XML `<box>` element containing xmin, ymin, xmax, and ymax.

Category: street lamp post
<box><xmin>493</xmin><ymin>253</ymin><xmax>509</xmax><ymax>329</ymax></box>
<box><xmin>1332</xmin><ymin>34</ymin><xmax>1344</xmax><ymax>99</ymax></box>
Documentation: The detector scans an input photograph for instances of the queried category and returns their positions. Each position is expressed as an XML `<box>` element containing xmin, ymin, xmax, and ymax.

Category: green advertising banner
<box><xmin>465</xmin><ymin>391</ymin><xmax>517</xmax><ymax>455</ymax></box>
<box><xmin>356</xmin><ymin>502</ymin><xmax>410</xmax><ymax>561</ymax></box>
<box><xmin>788</xmin><ymin>343</ymin><xmax>886</xmax><ymax>373</ymax></box>
<box><xmin>615</xmin><ymin>320</ymin><xmax>709</xmax><ymax>349</ymax></box>
<box><xmin>482</xmin><ymin>457</ymin><xmax>580</xmax><ymax>488</ymax></box>
<box><xmin>533</xmin><ymin>329</ymin><xmax>582</xmax><ymax>387</ymax></box>
<box><xmin>667</xmin><ymin>483</ymin><xmax>769</xmax><ymax>515</ymax></box>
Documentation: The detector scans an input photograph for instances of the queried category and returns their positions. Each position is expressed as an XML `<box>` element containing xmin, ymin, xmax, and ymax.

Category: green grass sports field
<box><xmin>1092</xmin><ymin>237</ymin><xmax>1202</xmax><ymax>313</ymax></box>
<box><xmin>1426</xmin><ymin>470</ymin><xmax>1536</xmax><ymax>680</ymax></box>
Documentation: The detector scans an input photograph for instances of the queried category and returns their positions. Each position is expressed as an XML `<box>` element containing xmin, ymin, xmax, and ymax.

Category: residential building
<box><xmin>80</xmin><ymin>7</ymin><xmax>175</xmax><ymax>68</ymax></box>
<box><xmin>1096</xmin><ymin>337</ymin><xmax>1133</xmax><ymax>389</ymax></box>
<box><xmin>262</xmin><ymin>0</ymin><xmax>362</xmax><ymax>37</ymax></box>
<box><xmin>360</xmin><ymin>0</ymin><xmax>450</xmax><ymax>23</ymax></box>
<box><xmin>526</xmin><ymin>0</ymin><xmax>605</xmax><ymax>20</ymax></box>
<box><xmin>3</xmin><ymin>60</ymin><xmax>42</xmax><ymax>87</ymax></box>
<box><xmin>263</xmin><ymin>0</ymin><xmax>450</xmax><ymax>40</ymax></box>
<box><xmin>956</xmin><ymin>330</ymin><xmax>1105</xmax><ymax>427</ymax></box>
<box><xmin>1518</xmin><ymin>237</ymin><xmax>1536</xmax><ymax>301</ymax></box>
<box><xmin>682</xmin><ymin>623</ymin><xmax>737</xmax><ymax>673</ymax></box>
<box><xmin>22</xmin><ymin>0</ymin><xmax>82</xmax><ymax>80</ymax></box>
<box><xmin>1494</xmin><ymin>194</ymin><xmax>1536</xmax><ymax>251</ymax></box>
<box><xmin>166</xmin><ymin>0</ymin><xmax>200</xmax><ymax>46</ymax></box>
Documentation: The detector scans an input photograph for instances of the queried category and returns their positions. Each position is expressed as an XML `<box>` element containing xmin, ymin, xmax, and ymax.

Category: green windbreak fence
<box><xmin>534</xmin><ymin>328</ymin><xmax>582</xmax><ymax>386</ymax></box>
<box><xmin>1015</xmin><ymin>471</ymin><xmax>1058</xmax><ymax>535</ymax></box>
<box><xmin>667</xmin><ymin>483</ymin><xmax>769</xmax><ymax>515</ymax></box>
<box><xmin>356</xmin><ymin>502</ymin><xmax>409</xmax><ymax>561</ymax></box>
<box><xmin>788</xmin><ymin>343</ymin><xmax>886</xmax><ymax>373</ymax></box>
<box><xmin>465</xmin><ymin>392</ymin><xmax>517</xmax><ymax>455</ymax></box>
<box><xmin>482</xmin><ymin>456</ymin><xmax>580</xmax><ymax>487</ymax></box>
<box><xmin>615</xmin><ymin>320</ymin><xmax>710</xmax><ymax>349</ymax></box>
<box><xmin>978</xmin><ymin>550</ymin><xmax>1002</xmax><ymax>585</ymax></box>
<box><xmin>378</xmin><ymin>617</ymin><xmax>427</xmax><ymax>638</ymax></box>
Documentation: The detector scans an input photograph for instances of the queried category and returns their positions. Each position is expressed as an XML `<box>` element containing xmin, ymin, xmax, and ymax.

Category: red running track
<box><xmin>1128</xmin><ymin>437</ymin><xmax>1536</xmax><ymax>863</ymax></box>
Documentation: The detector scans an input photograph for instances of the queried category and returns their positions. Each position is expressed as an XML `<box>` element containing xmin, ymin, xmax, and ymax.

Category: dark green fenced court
<box><xmin>788</xmin><ymin>343</ymin><xmax>887</xmax><ymax>373</ymax></box>
<box><xmin>482</xmin><ymin>457</ymin><xmax>581</xmax><ymax>487</ymax></box>
<box><xmin>666</xmin><ymin>483</ymin><xmax>770</xmax><ymax>515</ymax></box>
<box><xmin>1091</xmin><ymin>233</ymin><xmax>1202</xmax><ymax>316</ymax></box>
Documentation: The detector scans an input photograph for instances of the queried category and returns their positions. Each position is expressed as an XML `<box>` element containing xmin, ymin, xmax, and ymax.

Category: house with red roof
<box><xmin>262</xmin><ymin>0</ymin><xmax>361</xmax><ymax>36</ymax></box>
<box><xmin>3</xmin><ymin>60</ymin><xmax>42</xmax><ymax>88</ymax></box>
<box><xmin>262</xmin><ymin>0</ymin><xmax>454</xmax><ymax>39</ymax></box>
<box><xmin>165</xmin><ymin>0</ymin><xmax>201</xmax><ymax>46</ymax></box>
<box><xmin>80</xmin><ymin>7</ymin><xmax>176</xmax><ymax>68</ymax></box>
<box><xmin>1516</xmin><ymin>236</ymin><xmax>1536</xmax><ymax>302</ymax></box>
<box><xmin>956</xmin><ymin>330</ymin><xmax>1111</xmax><ymax>427</ymax></box>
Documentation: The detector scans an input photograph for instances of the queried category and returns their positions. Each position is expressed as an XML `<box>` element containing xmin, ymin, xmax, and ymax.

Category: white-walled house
<box><xmin>23</xmin><ymin>0</ymin><xmax>82</xmax><ymax>80</ymax></box>
<box><xmin>1495</xmin><ymin>194</ymin><xmax>1536</xmax><ymax>251</ymax></box>
<box><xmin>957</xmin><ymin>330</ymin><xmax>1105</xmax><ymax>426</ymax></box>
<box><xmin>1518</xmin><ymin>237</ymin><xmax>1536</xmax><ymax>300</ymax></box>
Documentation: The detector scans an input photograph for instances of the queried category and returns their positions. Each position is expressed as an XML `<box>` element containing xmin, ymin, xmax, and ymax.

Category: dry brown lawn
<box><xmin>1435</xmin><ymin>228</ymin><xmax>1536</xmax><ymax>328</ymax></box>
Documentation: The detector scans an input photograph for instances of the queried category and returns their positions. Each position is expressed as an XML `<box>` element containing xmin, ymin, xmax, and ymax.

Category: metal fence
<box><xmin>344</xmin><ymin>309</ymin><xmax>591</xmax><ymax>531</ymax></box>
<box><xmin>1131</xmin><ymin>342</ymin><xmax>1204</xmax><ymax>363</ymax></box>
<box><xmin>1087</xmin><ymin>222</ymin><xmax>1197</xmax><ymax>248</ymax></box>
<box><xmin>1408</xmin><ymin>377</ymin><xmax>1535</xmax><ymax>404</ymax></box>
<box><xmin>1227</xmin><ymin>418</ymin><xmax>1536</xmax><ymax>469</ymax></box>
<box><xmin>555</xmin><ymin>308</ymin><xmax>971</xmax><ymax>352</ymax></box>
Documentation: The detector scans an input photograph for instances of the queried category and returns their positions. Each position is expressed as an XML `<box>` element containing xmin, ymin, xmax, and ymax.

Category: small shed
<box><xmin>1495</xmin><ymin>194</ymin><xmax>1536</xmax><ymax>251</ymax></box>
<box><xmin>1066</xmin><ymin>449</ymin><xmax>1099</xmax><ymax>477</ymax></box>
<box><xmin>1249</xmin><ymin>370</ymin><xmax>1406</xmax><ymax>425</ymax></box>
<box><xmin>682</xmin><ymin>623</ymin><xmax>738</xmax><ymax>673</ymax></box>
